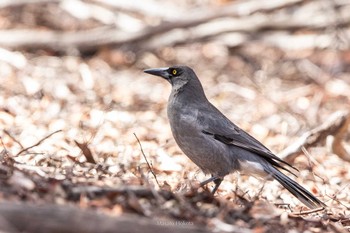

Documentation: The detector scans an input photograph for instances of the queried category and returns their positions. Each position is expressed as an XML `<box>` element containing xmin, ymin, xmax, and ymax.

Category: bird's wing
<box><xmin>198</xmin><ymin>105</ymin><xmax>297</xmax><ymax>174</ymax></box>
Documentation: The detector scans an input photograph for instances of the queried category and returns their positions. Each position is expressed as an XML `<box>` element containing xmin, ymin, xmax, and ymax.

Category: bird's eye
<box><xmin>172</xmin><ymin>69</ymin><xmax>177</xmax><ymax>75</ymax></box>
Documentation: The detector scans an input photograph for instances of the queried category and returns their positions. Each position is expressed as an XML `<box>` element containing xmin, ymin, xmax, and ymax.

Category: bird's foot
<box><xmin>200</xmin><ymin>175</ymin><xmax>223</xmax><ymax>194</ymax></box>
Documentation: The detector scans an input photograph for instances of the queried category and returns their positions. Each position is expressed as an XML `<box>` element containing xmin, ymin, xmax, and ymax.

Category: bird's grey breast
<box><xmin>167</xmin><ymin>97</ymin><xmax>233</xmax><ymax>175</ymax></box>
<box><xmin>167</xmin><ymin>99</ymin><xmax>201</xmax><ymax>139</ymax></box>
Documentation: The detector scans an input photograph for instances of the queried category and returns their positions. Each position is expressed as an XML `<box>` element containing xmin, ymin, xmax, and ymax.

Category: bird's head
<box><xmin>144</xmin><ymin>65</ymin><xmax>202</xmax><ymax>92</ymax></box>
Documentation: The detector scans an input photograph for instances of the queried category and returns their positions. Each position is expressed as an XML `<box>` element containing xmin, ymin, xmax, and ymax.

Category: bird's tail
<box><xmin>268</xmin><ymin>166</ymin><xmax>325</xmax><ymax>209</ymax></box>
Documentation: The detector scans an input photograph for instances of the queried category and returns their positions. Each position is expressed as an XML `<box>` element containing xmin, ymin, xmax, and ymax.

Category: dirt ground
<box><xmin>0</xmin><ymin>1</ymin><xmax>349</xmax><ymax>232</ymax></box>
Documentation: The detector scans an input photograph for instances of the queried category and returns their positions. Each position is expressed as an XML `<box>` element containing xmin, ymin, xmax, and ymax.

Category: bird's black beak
<box><xmin>144</xmin><ymin>67</ymin><xmax>170</xmax><ymax>80</ymax></box>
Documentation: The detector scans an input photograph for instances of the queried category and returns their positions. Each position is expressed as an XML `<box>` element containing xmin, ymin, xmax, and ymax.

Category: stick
<box><xmin>278</xmin><ymin>111</ymin><xmax>350</xmax><ymax>162</ymax></box>
<box><xmin>67</xmin><ymin>185</ymin><xmax>174</xmax><ymax>201</ymax></box>
<box><xmin>15</xmin><ymin>130</ymin><xmax>62</xmax><ymax>156</ymax></box>
<box><xmin>289</xmin><ymin>206</ymin><xmax>325</xmax><ymax>216</ymax></box>
<box><xmin>1</xmin><ymin>0</ymin><xmax>350</xmax><ymax>52</ymax></box>
<box><xmin>133</xmin><ymin>133</ymin><xmax>160</xmax><ymax>188</ymax></box>
<box><xmin>0</xmin><ymin>202</ymin><xmax>209</xmax><ymax>233</ymax></box>
<box><xmin>3</xmin><ymin>129</ymin><xmax>24</xmax><ymax>149</ymax></box>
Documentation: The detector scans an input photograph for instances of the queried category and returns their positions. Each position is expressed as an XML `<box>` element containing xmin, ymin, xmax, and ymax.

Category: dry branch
<box><xmin>0</xmin><ymin>0</ymin><xmax>349</xmax><ymax>52</ymax></box>
<box><xmin>279</xmin><ymin>111</ymin><xmax>350</xmax><ymax>162</ymax></box>
<box><xmin>67</xmin><ymin>185</ymin><xmax>174</xmax><ymax>200</ymax></box>
<box><xmin>289</xmin><ymin>206</ymin><xmax>325</xmax><ymax>216</ymax></box>
<box><xmin>15</xmin><ymin>130</ymin><xmax>62</xmax><ymax>156</ymax></box>
<box><xmin>0</xmin><ymin>202</ymin><xmax>210</xmax><ymax>233</ymax></box>
<box><xmin>92</xmin><ymin>0</ymin><xmax>304</xmax><ymax>20</ymax></box>
<box><xmin>0</xmin><ymin>0</ymin><xmax>59</xmax><ymax>8</ymax></box>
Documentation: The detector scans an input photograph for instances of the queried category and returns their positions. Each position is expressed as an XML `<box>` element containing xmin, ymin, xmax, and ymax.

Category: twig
<box><xmin>15</xmin><ymin>130</ymin><xmax>62</xmax><ymax>156</ymax></box>
<box><xmin>0</xmin><ymin>137</ymin><xmax>16</xmax><ymax>168</ymax></box>
<box><xmin>289</xmin><ymin>206</ymin><xmax>325</xmax><ymax>216</ymax></box>
<box><xmin>325</xmin><ymin>184</ymin><xmax>350</xmax><ymax>210</ymax></box>
<box><xmin>3</xmin><ymin>129</ymin><xmax>24</xmax><ymax>149</ymax></box>
<box><xmin>133</xmin><ymin>133</ymin><xmax>160</xmax><ymax>188</ymax></box>
<box><xmin>0</xmin><ymin>137</ymin><xmax>10</xmax><ymax>157</ymax></box>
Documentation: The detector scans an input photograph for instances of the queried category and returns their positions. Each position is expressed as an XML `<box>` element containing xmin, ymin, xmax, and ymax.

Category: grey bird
<box><xmin>144</xmin><ymin>65</ymin><xmax>324</xmax><ymax>209</ymax></box>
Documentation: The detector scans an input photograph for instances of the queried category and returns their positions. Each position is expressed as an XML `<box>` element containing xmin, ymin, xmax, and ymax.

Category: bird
<box><xmin>144</xmin><ymin>65</ymin><xmax>325</xmax><ymax>209</ymax></box>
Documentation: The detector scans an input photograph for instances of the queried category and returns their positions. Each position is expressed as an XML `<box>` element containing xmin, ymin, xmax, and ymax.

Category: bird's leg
<box><xmin>200</xmin><ymin>175</ymin><xmax>217</xmax><ymax>187</ymax></box>
<box><xmin>211</xmin><ymin>177</ymin><xmax>223</xmax><ymax>194</ymax></box>
<box><xmin>199</xmin><ymin>175</ymin><xmax>223</xmax><ymax>194</ymax></box>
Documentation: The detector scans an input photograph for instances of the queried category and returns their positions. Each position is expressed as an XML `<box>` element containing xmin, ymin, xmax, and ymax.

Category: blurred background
<box><xmin>0</xmin><ymin>0</ymin><xmax>349</xmax><ymax>231</ymax></box>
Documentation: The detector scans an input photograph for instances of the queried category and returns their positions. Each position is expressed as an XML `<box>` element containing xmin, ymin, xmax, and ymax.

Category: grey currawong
<box><xmin>144</xmin><ymin>65</ymin><xmax>324</xmax><ymax>209</ymax></box>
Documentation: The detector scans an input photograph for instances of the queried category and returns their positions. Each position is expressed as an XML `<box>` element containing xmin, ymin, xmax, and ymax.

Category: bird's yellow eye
<box><xmin>172</xmin><ymin>69</ymin><xmax>177</xmax><ymax>75</ymax></box>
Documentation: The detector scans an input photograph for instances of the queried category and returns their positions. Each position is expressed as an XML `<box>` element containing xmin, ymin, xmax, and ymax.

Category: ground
<box><xmin>0</xmin><ymin>1</ymin><xmax>349</xmax><ymax>232</ymax></box>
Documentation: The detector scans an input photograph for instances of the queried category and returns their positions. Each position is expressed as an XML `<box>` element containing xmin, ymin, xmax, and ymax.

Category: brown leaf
<box><xmin>74</xmin><ymin>140</ymin><xmax>96</xmax><ymax>164</ymax></box>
